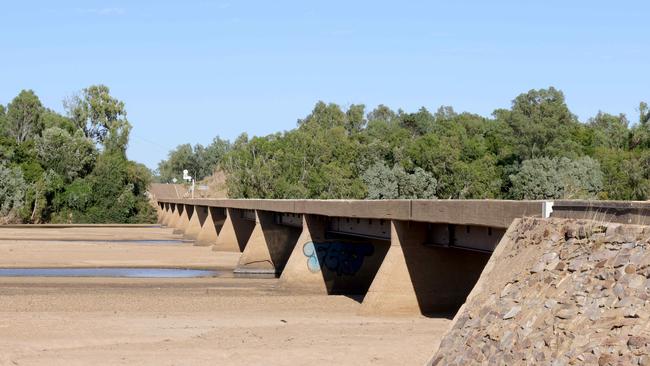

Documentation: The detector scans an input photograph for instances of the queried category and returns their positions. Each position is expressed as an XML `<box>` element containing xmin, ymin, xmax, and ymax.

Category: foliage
<box><xmin>0</xmin><ymin>164</ymin><xmax>27</xmax><ymax>220</ymax></box>
<box><xmin>36</xmin><ymin>128</ymin><xmax>96</xmax><ymax>182</ymax></box>
<box><xmin>64</xmin><ymin>85</ymin><xmax>129</xmax><ymax>147</ymax></box>
<box><xmin>5</xmin><ymin>90</ymin><xmax>43</xmax><ymax>143</ymax></box>
<box><xmin>156</xmin><ymin>137</ymin><xmax>231</xmax><ymax>183</ymax></box>
<box><xmin>0</xmin><ymin>86</ymin><xmax>154</xmax><ymax>224</ymax></box>
<box><xmin>222</xmin><ymin>104</ymin><xmax>367</xmax><ymax>199</ymax></box>
<box><xmin>363</xmin><ymin>161</ymin><xmax>436</xmax><ymax>199</ymax></box>
<box><xmin>153</xmin><ymin>87</ymin><xmax>649</xmax><ymax>201</ymax></box>
<box><xmin>493</xmin><ymin>87</ymin><xmax>583</xmax><ymax>160</ymax></box>
<box><xmin>509</xmin><ymin>157</ymin><xmax>604</xmax><ymax>199</ymax></box>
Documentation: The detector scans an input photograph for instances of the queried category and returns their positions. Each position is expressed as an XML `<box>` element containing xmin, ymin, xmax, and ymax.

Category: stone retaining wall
<box><xmin>429</xmin><ymin>218</ymin><xmax>650</xmax><ymax>365</ymax></box>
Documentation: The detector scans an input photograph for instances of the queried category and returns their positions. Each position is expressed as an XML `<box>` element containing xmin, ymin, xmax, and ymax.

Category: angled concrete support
<box><xmin>212</xmin><ymin>208</ymin><xmax>255</xmax><ymax>252</ymax></box>
<box><xmin>278</xmin><ymin>214</ymin><xmax>328</xmax><ymax>293</ymax></box>
<box><xmin>167</xmin><ymin>203</ymin><xmax>181</xmax><ymax>229</ymax></box>
<box><xmin>196</xmin><ymin>207</ymin><xmax>226</xmax><ymax>246</ymax></box>
<box><xmin>173</xmin><ymin>204</ymin><xmax>191</xmax><ymax>234</ymax></box>
<box><xmin>183</xmin><ymin>205</ymin><xmax>201</xmax><ymax>240</ymax></box>
<box><xmin>156</xmin><ymin>203</ymin><xmax>163</xmax><ymax>223</ymax></box>
<box><xmin>360</xmin><ymin>220</ymin><xmax>490</xmax><ymax>316</ymax></box>
<box><xmin>278</xmin><ymin>215</ymin><xmax>389</xmax><ymax>294</ymax></box>
<box><xmin>160</xmin><ymin>203</ymin><xmax>171</xmax><ymax>226</ymax></box>
<box><xmin>234</xmin><ymin>210</ymin><xmax>302</xmax><ymax>276</ymax></box>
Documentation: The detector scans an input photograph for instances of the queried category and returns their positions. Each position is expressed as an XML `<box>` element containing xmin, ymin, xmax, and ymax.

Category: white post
<box><xmin>543</xmin><ymin>201</ymin><xmax>554</xmax><ymax>218</ymax></box>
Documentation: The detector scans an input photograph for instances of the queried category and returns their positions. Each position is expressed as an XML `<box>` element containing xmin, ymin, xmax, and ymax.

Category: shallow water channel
<box><xmin>0</xmin><ymin>268</ymin><xmax>223</xmax><ymax>278</ymax></box>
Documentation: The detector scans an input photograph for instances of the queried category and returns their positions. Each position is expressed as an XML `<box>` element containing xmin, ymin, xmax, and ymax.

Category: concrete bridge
<box><xmin>153</xmin><ymin>198</ymin><xmax>650</xmax><ymax>316</ymax></box>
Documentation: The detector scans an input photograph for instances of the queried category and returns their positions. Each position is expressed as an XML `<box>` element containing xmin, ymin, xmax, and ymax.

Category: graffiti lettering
<box><xmin>303</xmin><ymin>241</ymin><xmax>374</xmax><ymax>276</ymax></box>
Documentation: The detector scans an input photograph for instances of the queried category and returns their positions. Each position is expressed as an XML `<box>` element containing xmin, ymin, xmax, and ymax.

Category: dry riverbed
<box><xmin>0</xmin><ymin>225</ymin><xmax>448</xmax><ymax>365</ymax></box>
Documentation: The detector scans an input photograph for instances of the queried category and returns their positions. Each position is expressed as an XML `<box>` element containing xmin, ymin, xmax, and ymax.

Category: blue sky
<box><xmin>1</xmin><ymin>1</ymin><xmax>648</xmax><ymax>169</ymax></box>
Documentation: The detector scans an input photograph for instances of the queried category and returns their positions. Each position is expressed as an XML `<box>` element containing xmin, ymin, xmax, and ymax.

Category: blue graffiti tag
<box><xmin>302</xmin><ymin>241</ymin><xmax>374</xmax><ymax>276</ymax></box>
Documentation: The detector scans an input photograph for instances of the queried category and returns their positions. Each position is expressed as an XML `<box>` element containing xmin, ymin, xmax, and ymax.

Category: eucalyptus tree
<box><xmin>5</xmin><ymin>90</ymin><xmax>44</xmax><ymax>143</ymax></box>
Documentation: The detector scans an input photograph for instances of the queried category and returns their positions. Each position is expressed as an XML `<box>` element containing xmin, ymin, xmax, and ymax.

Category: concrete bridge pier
<box><xmin>278</xmin><ymin>214</ymin><xmax>328</xmax><ymax>293</ymax></box>
<box><xmin>196</xmin><ymin>207</ymin><xmax>226</xmax><ymax>246</ymax></box>
<box><xmin>160</xmin><ymin>203</ymin><xmax>172</xmax><ymax>226</ymax></box>
<box><xmin>212</xmin><ymin>208</ymin><xmax>255</xmax><ymax>252</ymax></box>
<box><xmin>234</xmin><ymin>211</ymin><xmax>302</xmax><ymax>276</ymax></box>
<box><xmin>278</xmin><ymin>215</ymin><xmax>390</xmax><ymax>296</ymax></box>
<box><xmin>165</xmin><ymin>203</ymin><xmax>177</xmax><ymax>227</ymax></box>
<box><xmin>156</xmin><ymin>203</ymin><xmax>164</xmax><ymax>223</ymax></box>
<box><xmin>173</xmin><ymin>204</ymin><xmax>190</xmax><ymax>234</ymax></box>
<box><xmin>167</xmin><ymin>203</ymin><xmax>181</xmax><ymax>229</ymax></box>
<box><xmin>360</xmin><ymin>221</ymin><xmax>491</xmax><ymax>316</ymax></box>
<box><xmin>183</xmin><ymin>205</ymin><xmax>202</xmax><ymax>240</ymax></box>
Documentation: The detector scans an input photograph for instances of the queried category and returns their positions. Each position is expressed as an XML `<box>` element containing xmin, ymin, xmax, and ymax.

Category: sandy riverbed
<box><xmin>0</xmin><ymin>225</ymin><xmax>449</xmax><ymax>365</ymax></box>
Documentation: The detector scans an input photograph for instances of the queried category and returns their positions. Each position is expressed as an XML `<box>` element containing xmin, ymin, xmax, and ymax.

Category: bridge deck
<box><xmin>158</xmin><ymin>199</ymin><xmax>547</xmax><ymax>228</ymax></box>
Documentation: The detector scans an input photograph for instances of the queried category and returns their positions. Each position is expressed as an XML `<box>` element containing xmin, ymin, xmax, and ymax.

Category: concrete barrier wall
<box><xmin>157</xmin><ymin>199</ymin><xmax>548</xmax><ymax>228</ymax></box>
<box><xmin>552</xmin><ymin>200</ymin><xmax>650</xmax><ymax>225</ymax></box>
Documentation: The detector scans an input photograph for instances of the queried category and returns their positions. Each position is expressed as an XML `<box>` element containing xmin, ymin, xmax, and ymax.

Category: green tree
<box><xmin>0</xmin><ymin>164</ymin><xmax>27</xmax><ymax>220</ymax></box>
<box><xmin>399</xmin><ymin>107</ymin><xmax>435</xmax><ymax>137</ymax></box>
<box><xmin>0</xmin><ymin>164</ymin><xmax>27</xmax><ymax>221</ymax></box>
<box><xmin>589</xmin><ymin>112</ymin><xmax>629</xmax><ymax>150</ymax></box>
<box><xmin>157</xmin><ymin>143</ymin><xmax>200</xmax><ymax>183</ymax></box>
<box><xmin>65</xmin><ymin>85</ymin><xmax>130</xmax><ymax>149</ymax></box>
<box><xmin>0</xmin><ymin>104</ymin><xmax>6</xmax><ymax>137</ymax></box>
<box><xmin>640</xmin><ymin>102</ymin><xmax>649</xmax><ymax>125</ymax></box>
<box><xmin>74</xmin><ymin>152</ymin><xmax>154</xmax><ymax>223</ymax></box>
<box><xmin>595</xmin><ymin>149</ymin><xmax>650</xmax><ymax>200</ymax></box>
<box><xmin>5</xmin><ymin>90</ymin><xmax>44</xmax><ymax>143</ymax></box>
<box><xmin>363</xmin><ymin>161</ymin><xmax>437</xmax><ymax>199</ymax></box>
<box><xmin>35</xmin><ymin>127</ymin><xmax>96</xmax><ymax>182</ymax></box>
<box><xmin>41</xmin><ymin>109</ymin><xmax>77</xmax><ymax>134</ymax></box>
<box><xmin>630</xmin><ymin>102</ymin><xmax>650</xmax><ymax>149</ymax></box>
<box><xmin>510</xmin><ymin>156</ymin><xmax>603</xmax><ymax>199</ymax></box>
<box><xmin>345</xmin><ymin>104</ymin><xmax>366</xmax><ymax>134</ymax></box>
<box><xmin>494</xmin><ymin>87</ymin><xmax>582</xmax><ymax>160</ymax></box>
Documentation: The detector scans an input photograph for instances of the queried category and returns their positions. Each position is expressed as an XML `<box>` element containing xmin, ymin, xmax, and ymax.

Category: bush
<box><xmin>510</xmin><ymin>156</ymin><xmax>603</xmax><ymax>199</ymax></box>
<box><xmin>363</xmin><ymin>161</ymin><xmax>437</xmax><ymax>199</ymax></box>
<box><xmin>0</xmin><ymin>164</ymin><xmax>27</xmax><ymax>221</ymax></box>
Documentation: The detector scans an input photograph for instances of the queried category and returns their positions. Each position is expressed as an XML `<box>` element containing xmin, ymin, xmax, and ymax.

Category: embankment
<box><xmin>429</xmin><ymin>217</ymin><xmax>650</xmax><ymax>365</ymax></box>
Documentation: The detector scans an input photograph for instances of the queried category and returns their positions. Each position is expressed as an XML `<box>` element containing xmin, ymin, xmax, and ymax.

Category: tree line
<box><xmin>158</xmin><ymin>87</ymin><xmax>650</xmax><ymax>201</ymax></box>
<box><xmin>0</xmin><ymin>86</ymin><xmax>155</xmax><ymax>223</ymax></box>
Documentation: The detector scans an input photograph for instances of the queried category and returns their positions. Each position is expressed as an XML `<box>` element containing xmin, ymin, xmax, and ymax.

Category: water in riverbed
<box><xmin>0</xmin><ymin>268</ymin><xmax>222</xmax><ymax>278</ymax></box>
